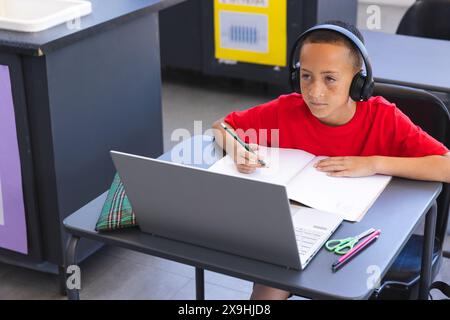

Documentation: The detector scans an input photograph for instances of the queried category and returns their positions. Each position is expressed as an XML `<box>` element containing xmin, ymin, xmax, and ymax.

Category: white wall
<box><xmin>357</xmin><ymin>0</ymin><xmax>415</xmax><ymax>33</ymax></box>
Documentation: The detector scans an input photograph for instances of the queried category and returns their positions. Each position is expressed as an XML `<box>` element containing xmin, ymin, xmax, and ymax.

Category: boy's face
<box><xmin>299</xmin><ymin>42</ymin><xmax>358</xmax><ymax>126</ymax></box>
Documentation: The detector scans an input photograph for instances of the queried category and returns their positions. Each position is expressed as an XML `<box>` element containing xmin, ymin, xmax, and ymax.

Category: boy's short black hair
<box><xmin>299</xmin><ymin>20</ymin><xmax>365</xmax><ymax>71</ymax></box>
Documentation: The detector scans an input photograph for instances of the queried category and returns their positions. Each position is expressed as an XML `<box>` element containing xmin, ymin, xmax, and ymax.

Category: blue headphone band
<box><xmin>289</xmin><ymin>24</ymin><xmax>374</xmax><ymax>100</ymax></box>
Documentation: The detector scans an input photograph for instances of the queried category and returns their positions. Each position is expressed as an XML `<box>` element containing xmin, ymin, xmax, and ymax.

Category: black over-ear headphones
<box><xmin>289</xmin><ymin>24</ymin><xmax>374</xmax><ymax>101</ymax></box>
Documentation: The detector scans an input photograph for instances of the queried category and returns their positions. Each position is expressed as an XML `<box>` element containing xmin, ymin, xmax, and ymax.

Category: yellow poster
<box><xmin>214</xmin><ymin>0</ymin><xmax>287</xmax><ymax>67</ymax></box>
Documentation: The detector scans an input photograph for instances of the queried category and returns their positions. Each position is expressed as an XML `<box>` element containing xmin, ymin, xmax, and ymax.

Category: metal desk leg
<box><xmin>58</xmin><ymin>265</ymin><xmax>67</xmax><ymax>296</ymax></box>
<box><xmin>419</xmin><ymin>202</ymin><xmax>437</xmax><ymax>300</ymax></box>
<box><xmin>195</xmin><ymin>267</ymin><xmax>205</xmax><ymax>300</ymax></box>
<box><xmin>65</xmin><ymin>234</ymin><xmax>81</xmax><ymax>300</ymax></box>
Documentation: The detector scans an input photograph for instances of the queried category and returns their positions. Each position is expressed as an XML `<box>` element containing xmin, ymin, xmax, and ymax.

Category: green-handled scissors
<box><xmin>325</xmin><ymin>228</ymin><xmax>376</xmax><ymax>255</ymax></box>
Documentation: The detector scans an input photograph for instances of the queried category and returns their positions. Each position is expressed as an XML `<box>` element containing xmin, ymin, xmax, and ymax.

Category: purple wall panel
<box><xmin>0</xmin><ymin>64</ymin><xmax>28</xmax><ymax>254</ymax></box>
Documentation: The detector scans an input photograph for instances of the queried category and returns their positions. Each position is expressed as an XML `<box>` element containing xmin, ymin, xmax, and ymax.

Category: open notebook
<box><xmin>208</xmin><ymin>147</ymin><xmax>392</xmax><ymax>222</ymax></box>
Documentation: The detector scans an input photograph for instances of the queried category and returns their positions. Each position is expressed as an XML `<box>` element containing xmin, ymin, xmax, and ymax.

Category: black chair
<box><xmin>397</xmin><ymin>0</ymin><xmax>450</xmax><ymax>41</ymax></box>
<box><xmin>370</xmin><ymin>83</ymin><xmax>450</xmax><ymax>299</ymax></box>
<box><xmin>397</xmin><ymin>0</ymin><xmax>450</xmax><ymax>135</ymax></box>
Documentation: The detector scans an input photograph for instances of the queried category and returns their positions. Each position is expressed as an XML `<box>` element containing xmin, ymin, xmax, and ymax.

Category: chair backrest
<box><xmin>373</xmin><ymin>82</ymin><xmax>450</xmax><ymax>246</ymax></box>
<box><xmin>397</xmin><ymin>0</ymin><xmax>450</xmax><ymax>41</ymax></box>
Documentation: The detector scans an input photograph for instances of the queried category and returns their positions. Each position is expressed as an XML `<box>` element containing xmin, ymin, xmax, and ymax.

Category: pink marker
<box><xmin>332</xmin><ymin>229</ymin><xmax>381</xmax><ymax>272</ymax></box>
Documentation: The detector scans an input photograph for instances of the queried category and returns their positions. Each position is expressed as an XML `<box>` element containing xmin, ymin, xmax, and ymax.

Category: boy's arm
<box><xmin>373</xmin><ymin>153</ymin><xmax>450</xmax><ymax>183</ymax></box>
<box><xmin>315</xmin><ymin>153</ymin><xmax>450</xmax><ymax>183</ymax></box>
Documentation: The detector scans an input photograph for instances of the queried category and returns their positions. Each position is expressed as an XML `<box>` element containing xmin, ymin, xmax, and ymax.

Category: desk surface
<box><xmin>64</xmin><ymin>135</ymin><xmax>442</xmax><ymax>299</ymax></box>
<box><xmin>363</xmin><ymin>30</ymin><xmax>450</xmax><ymax>94</ymax></box>
<box><xmin>0</xmin><ymin>0</ymin><xmax>185</xmax><ymax>56</ymax></box>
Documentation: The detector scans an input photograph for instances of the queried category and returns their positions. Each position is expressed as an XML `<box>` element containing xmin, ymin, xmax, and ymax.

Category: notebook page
<box><xmin>208</xmin><ymin>147</ymin><xmax>315</xmax><ymax>186</ymax></box>
<box><xmin>287</xmin><ymin>156</ymin><xmax>392</xmax><ymax>222</ymax></box>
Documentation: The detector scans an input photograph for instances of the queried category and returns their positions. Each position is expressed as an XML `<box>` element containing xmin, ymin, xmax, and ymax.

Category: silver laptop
<box><xmin>111</xmin><ymin>151</ymin><xmax>343</xmax><ymax>270</ymax></box>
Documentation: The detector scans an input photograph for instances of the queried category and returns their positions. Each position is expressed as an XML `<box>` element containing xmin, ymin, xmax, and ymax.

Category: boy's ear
<box><xmin>445</xmin><ymin>152</ymin><xmax>450</xmax><ymax>158</ymax></box>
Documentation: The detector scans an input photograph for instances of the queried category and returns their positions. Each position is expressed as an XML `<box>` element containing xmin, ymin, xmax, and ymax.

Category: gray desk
<box><xmin>63</xmin><ymin>135</ymin><xmax>441</xmax><ymax>300</ymax></box>
<box><xmin>0</xmin><ymin>0</ymin><xmax>185</xmax><ymax>56</ymax></box>
<box><xmin>363</xmin><ymin>30</ymin><xmax>450</xmax><ymax>94</ymax></box>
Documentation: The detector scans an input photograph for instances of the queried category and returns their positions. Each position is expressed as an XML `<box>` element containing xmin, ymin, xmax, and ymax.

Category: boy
<box><xmin>211</xmin><ymin>20</ymin><xmax>450</xmax><ymax>300</ymax></box>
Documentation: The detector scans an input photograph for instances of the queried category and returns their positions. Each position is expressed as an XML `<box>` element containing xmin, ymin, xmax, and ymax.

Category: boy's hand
<box><xmin>233</xmin><ymin>143</ymin><xmax>265</xmax><ymax>174</ymax></box>
<box><xmin>314</xmin><ymin>156</ymin><xmax>377</xmax><ymax>177</ymax></box>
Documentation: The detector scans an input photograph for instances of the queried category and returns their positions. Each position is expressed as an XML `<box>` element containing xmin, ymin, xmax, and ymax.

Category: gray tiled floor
<box><xmin>0</xmin><ymin>71</ymin><xmax>449</xmax><ymax>300</ymax></box>
<box><xmin>161</xmin><ymin>70</ymin><xmax>276</xmax><ymax>152</ymax></box>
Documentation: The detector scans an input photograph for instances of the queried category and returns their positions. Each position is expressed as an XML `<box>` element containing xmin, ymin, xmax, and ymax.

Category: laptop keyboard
<box><xmin>294</xmin><ymin>227</ymin><xmax>325</xmax><ymax>258</ymax></box>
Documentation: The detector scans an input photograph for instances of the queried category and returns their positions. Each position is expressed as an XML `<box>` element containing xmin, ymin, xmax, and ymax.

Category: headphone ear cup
<box><xmin>290</xmin><ymin>67</ymin><xmax>301</xmax><ymax>94</ymax></box>
<box><xmin>349</xmin><ymin>71</ymin><xmax>366</xmax><ymax>101</ymax></box>
<box><xmin>296</xmin><ymin>68</ymin><xmax>301</xmax><ymax>94</ymax></box>
<box><xmin>361</xmin><ymin>79</ymin><xmax>374</xmax><ymax>101</ymax></box>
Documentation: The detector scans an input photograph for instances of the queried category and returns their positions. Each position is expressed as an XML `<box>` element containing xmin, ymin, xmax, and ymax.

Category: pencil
<box><xmin>220</xmin><ymin>122</ymin><xmax>266</xmax><ymax>167</ymax></box>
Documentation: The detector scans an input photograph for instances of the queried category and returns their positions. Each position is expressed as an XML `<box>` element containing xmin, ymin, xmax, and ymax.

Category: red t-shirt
<box><xmin>224</xmin><ymin>93</ymin><xmax>449</xmax><ymax>157</ymax></box>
